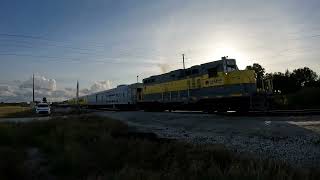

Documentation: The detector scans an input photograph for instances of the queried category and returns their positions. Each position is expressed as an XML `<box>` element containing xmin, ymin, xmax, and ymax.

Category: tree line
<box><xmin>245</xmin><ymin>63</ymin><xmax>320</xmax><ymax>94</ymax></box>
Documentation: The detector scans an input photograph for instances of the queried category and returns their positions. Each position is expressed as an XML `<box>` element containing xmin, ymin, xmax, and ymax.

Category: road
<box><xmin>0</xmin><ymin>116</ymin><xmax>51</xmax><ymax>123</ymax></box>
<box><xmin>94</xmin><ymin>110</ymin><xmax>320</xmax><ymax>168</ymax></box>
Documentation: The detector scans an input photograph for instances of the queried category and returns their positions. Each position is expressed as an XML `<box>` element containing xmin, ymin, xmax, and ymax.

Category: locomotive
<box><xmin>67</xmin><ymin>57</ymin><xmax>269</xmax><ymax>111</ymax></box>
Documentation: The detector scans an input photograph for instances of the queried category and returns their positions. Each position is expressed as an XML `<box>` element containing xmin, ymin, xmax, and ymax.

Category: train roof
<box><xmin>143</xmin><ymin>57</ymin><xmax>238</xmax><ymax>85</ymax></box>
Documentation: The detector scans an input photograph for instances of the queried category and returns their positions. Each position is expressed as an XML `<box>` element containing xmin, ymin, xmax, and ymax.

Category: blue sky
<box><xmin>0</xmin><ymin>0</ymin><xmax>320</xmax><ymax>101</ymax></box>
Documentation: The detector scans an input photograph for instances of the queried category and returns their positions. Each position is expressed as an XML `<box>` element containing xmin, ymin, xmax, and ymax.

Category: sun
<box><xmin>190</xmin><ymin>40</ymin><xmax>252</xmax><ymax>70</ymax></box>
<box><xmin>209</xmin><ymin>46</ymin><xmax>250</xmax><ymax>70</ymax></box>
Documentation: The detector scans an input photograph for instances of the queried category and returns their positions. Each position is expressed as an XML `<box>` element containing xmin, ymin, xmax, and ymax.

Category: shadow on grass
<box><xmin>5</xmin><ymin>109</ymin><xmax>37</xmax><ymax>118</ymax></box>
<box><xmin>0</xmin><ymin>115</ymin><xmax>319</xmax><ymax>180</ymax></box>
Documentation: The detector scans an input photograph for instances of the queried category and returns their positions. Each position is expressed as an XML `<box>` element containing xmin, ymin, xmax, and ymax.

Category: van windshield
<box><xmin>38</xmin><ymin>104</ymin><xmax>48</xmax><ymax>108</ymax></box>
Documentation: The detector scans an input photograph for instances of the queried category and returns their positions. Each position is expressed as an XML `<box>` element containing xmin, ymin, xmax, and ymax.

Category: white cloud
<box><xmin>90</xmin><ymin>80</ymin><xmax>112</xmax><ymax>93</ymax></box>
<box><xmin>0</xmin><ymin>75</ymin><xmax>113</xmax><ymax>103</ymax></box>
<box><xmin>0</xmin><ymin>85</ymin><xmax>15</xmax><ymax>97</ymax></box>
<box><xmin>19</xmin><ymin>75</ymin><xmax>56</xmax><ymax>91</ymax></box>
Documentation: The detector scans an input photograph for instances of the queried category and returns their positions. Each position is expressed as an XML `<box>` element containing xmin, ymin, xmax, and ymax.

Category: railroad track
<box><xmin>216</xmin><ymin>109</ymin><xmax>320</xmax><ymax>116</ymax></box>
<box><xmin>68</xmin><ymin>106</ymin><xmax>320</xmax><ymax>117</ymax></box>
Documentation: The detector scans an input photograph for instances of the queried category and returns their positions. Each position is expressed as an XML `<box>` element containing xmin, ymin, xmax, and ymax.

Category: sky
<box><xmin>0</xmin><ymin>0</ymin><xmax>320</xmax><ymax>102</ymax></box>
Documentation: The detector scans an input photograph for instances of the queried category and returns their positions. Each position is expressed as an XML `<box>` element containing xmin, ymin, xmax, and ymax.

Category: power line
<box><xmin>0</xmin><ymin>33</ymin><xmax>171</xmax><ymax>56</ymax></box>
<box><xmin>0</xmin><ymin>53</ymin><xmax>164</xmax><ymax>66</ymax></box>
<box><xmin>0</xmin><ymin>33</ymin><xmax>170</xmax><ymax>59</ymax></box>
<box><xmin>2</xmin><ymin>32</ymin><xmax>319</xmax><ymax>71</ymax></box>
<box><xmin>0</xmin><ymin>32</ymin><xmax>226</xmax><ymax>68</ymax></box>
<box><xmin>0</xmin><ymin>37</ymin><xmax>179</xmax><ymax>63</ymax></box>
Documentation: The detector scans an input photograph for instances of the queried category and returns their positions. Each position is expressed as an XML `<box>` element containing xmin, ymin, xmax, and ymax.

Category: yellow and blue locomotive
<box><xmin>140</xmin><ymin>56</ymin><xmax>261</xmax><ymax>111</ymax></box>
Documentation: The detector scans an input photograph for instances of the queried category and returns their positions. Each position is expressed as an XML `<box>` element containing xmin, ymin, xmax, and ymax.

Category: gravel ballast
<box><xmin>95</xmin><ymin>111</ymin><xmax>320</xmax><ymax>168</ymax></box>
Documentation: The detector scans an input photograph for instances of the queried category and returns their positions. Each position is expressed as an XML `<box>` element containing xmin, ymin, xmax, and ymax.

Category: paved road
<box><xmin>0</xmin><ymin>116</ymin><xmax>51</xmax><ymax>123</ymax></box>
<box><xmin>94</xmin><ymin>111</ymin><xmax>320</xmax><ymax>137</ymax></box>
<box><xmin>95</xmin><ymin>111</ymin><xmax>320</xmax><ymax>168</ymax></box>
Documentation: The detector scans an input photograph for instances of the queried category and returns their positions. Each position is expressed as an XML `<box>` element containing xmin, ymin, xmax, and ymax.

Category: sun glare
<box><xmin>209</xmin><ymin>46</ymin><xmax>250</xmax><ymax>70</ymax></box>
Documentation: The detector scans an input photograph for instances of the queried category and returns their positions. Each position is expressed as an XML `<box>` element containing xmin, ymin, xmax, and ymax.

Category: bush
<box><xmin>286</xmin><ymin>88</ymin><xmax>320</xmax><ymax>109</ymax></box>
<box><xmin>0</xmin><ymin>115</ymin><xmax>319</xmax><ymax>179</ymax></box>
<box><xmin>0</xmin><ymin>147</ymin><xmax>26</xmax><ymax>180</ymax></box>
<box><xmin>271</xmin><ymin>88</ymin><xmax>320</xmax><ymax>109</ymax></box>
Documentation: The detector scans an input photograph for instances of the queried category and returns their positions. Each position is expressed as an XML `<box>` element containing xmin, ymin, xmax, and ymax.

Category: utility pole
<box><xmin>76</xmin><ymin>80</ymin><xmax>80</xmax><ymax>112</ymax></box>
<box><xmin>32</xmin><ymin>74</ymin><xmax>35</xmax><ymax>103</ymax></box>
<box><xmin>76</xmin><ymin>81</ymin><xmax>79</xmax><ymax>104</ymax></box>
<box><xmin>182</xmin><ymin>54</ymin><xmax>185</xmax><ymax>70</ymax></box>
<box><xmin>137</xmin><ymin>75</ymin><xmax>139</xmax><ymax>83</ymax></box>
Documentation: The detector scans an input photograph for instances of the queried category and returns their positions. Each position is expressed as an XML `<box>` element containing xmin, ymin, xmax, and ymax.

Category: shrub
<box><xmin>0</xmin><ymin>115</ymin><xmax>319</xmax><ymax>179</ymax></box>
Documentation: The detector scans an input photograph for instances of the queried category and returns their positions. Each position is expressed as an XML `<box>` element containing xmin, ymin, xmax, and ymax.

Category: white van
<box><xmin>36</xmin><ymin>103</ymin><xmax>51</xmax><ymax>115</ymax></box>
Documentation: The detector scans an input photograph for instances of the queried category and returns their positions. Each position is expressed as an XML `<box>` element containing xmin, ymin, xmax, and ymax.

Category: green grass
<box><xmin>0</xmin><ymin>115</ymin><xmax>319</xmax><ymax>180</ymax></box>
<box><xmin>0</xmin><ymin>105</ymin><xmax>34</xmax><ymax>118</ymax></box>
<box><xmin>302</xmin><ymin>125</ymin><xmax>320</xmax><ymax>134</ymax></box>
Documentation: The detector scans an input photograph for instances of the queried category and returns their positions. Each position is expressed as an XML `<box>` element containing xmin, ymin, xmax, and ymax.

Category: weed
<box><xmin>0</xmin><ymin>115</ymin><xmax>319</xmax><ymax>179</ymax></box>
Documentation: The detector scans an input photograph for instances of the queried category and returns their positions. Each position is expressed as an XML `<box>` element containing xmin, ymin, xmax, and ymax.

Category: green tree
<box><xmin>291</xmin><ymin>67</ymin><xmax>318</xmax><ymax>88</ymax></box>
<box><xmin>270</xmin><ymin>71</ymin><xmax>297</xmax><ymax>94</ymax></box>
<box><xmin>246</xmin><ymin>63</ymin><xmax>265</xmax><ymax>88</ymax></box>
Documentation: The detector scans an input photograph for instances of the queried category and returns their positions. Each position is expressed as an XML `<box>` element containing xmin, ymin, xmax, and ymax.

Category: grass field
<box><xmin>303</xmin><ymin>125</ymin><xmax>320</xmax><ymax>134</ymax></box>
<box><xmin>0</xmin><ymin>115</ymin><xmax>319</xmax><ymax>180</ymax></box>
<box><xmin>0</xmin><ymin>105</ymin><xmax>33</xmax><ymax>118</ymax></box>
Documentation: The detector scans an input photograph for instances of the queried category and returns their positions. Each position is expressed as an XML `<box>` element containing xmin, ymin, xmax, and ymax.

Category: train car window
<box><xmin>208</xmin><ymin>68</ymin><xmax>218</xmax><ymax>77</ymax></box>
<box><xmin>197</xmin><ymin>79</ymin><xmax>201</xmax><ymax>88</ymax></box>
<box><xmin>191</xmin><ymin>78</ymin><xmax>196</xmax><ymax>88</ymax></box>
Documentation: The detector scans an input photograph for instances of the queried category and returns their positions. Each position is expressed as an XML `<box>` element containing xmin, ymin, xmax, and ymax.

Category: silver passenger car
<box><xmin>86</xmin><ymin>83</ymin><xmax>142</xmax><ymax>109</ymax></box>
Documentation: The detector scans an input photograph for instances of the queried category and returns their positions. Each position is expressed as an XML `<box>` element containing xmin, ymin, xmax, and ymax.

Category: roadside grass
<box><xmin>0</xmin><ymin>106</ymin><xmax>34</xmax><ymax>118</ymax></box>
<box><xmin>0</xmin><ymin>115</ymin><xmax>319</xmax><ymax>180</ymax></box>
<box><xmin>303</xmin><ymin>125</ymin><xmax>320</xmax><ymax>134</ymax></box>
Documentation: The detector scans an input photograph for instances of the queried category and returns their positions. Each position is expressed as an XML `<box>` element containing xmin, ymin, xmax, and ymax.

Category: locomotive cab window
<box><xmin>226</xmin><ymin>65</ymin><xmax>237</xmax><ymax>72</ymax></box>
